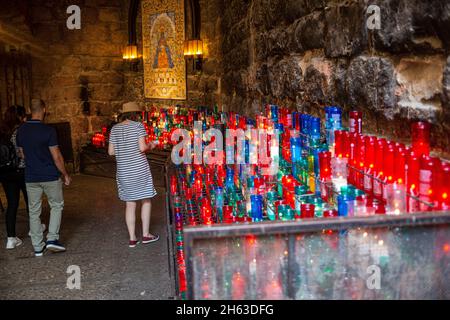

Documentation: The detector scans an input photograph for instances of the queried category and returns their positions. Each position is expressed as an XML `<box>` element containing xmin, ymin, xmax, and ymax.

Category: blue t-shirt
<box><xmin>16</xmin><ymin>120</ymin><xmax>60</xmax><ymax>183</ymax></box>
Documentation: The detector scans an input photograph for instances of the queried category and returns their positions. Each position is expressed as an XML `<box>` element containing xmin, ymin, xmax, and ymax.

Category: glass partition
<box><xmin>183</xmin><ymin>213</ymin><xmax>450</xmax><ymax>300</ymax></box>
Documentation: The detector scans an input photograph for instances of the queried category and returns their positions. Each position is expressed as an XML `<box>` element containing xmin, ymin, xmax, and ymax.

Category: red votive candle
<box><xmin>407</xmin><ymin>151</ymin><xmax>420</xmax><ymax>193</ymax></box>
<box><xmin>356</xmin><ymin>135</ymin><xmax>366</xmax><ymax>189</ymax></box>
<box><xmin>170</xmin><ymin>175</ymin><xmax>178</xmax><ymax>195</ymax></box>
<box><xmin>373</xmin><ymin>138</ymin><xmax>386</xmax><ymax>202</ymax></box>
<box><xmin>323</xmin><ymin>209</ymin><xmax>338</xmax><ymax>218</ymax></box>
<box><xmin>363</xmin><ymin>136</ymin><xmax>376</xmax><ymax>196</ymax></box>
<box><xmin>348</xmin><ymin>133</ymin><xmax>359</xmax><ymax>184</ymax></box>
<box><xmin>349</xmin><ymin>111</ymin><xmax>362</xmax><ymax>134</ymax></box>
<box><xmin>334</xmin><ymin>130</ymin><xmax>344</xmax><ymax>158</ymax></box>
<box><xmin>384</xmin><ymin>142</ymin><xmax>395</xmax><ymax>184</ymax></box>
<box><xmin>406</xmin><ymin>150</ymin><xmax>420</xmax><ymax>213</ymax></box>
<box><xmin>439</xmin><ymin>162</ymin><xmax>450</xmax><ymax>210</ymax></box>
<box><xmin>419</xmin><ymin>156</ymin><xmax>440</xmax><ymax>211</ymax></box>
<box><xmin>395</xmin><ymin>144</ymin><xmax>407</xmax><ymax>185</ymax></box>
<box><xmin>319</xmin><ymin>151</ymin><xmax>332</xmax><ymax>180</ymax></box>
<box><xmin>185</xmin><ymin>187</ymin><xmax>194</xmax><ymax>200</ymax></box>
<box><xmin>412</xmin><ymin>121</ymin><xmax>431</xmax><ymax>157</ymax></box>
<box><xmin>223</xmin><ymin>205</ymin><xmax>234</xmax><ymax>224</ymax></box>
<box><xmin>301</xmin><ymin>203</ymin><xmax>315</xmax><ymax>219</ymax></box>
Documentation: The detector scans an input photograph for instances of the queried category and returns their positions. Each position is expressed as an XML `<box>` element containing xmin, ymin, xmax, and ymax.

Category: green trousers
<box><xmin>26</xmin><ymin>179</ymin><xmax>64</xmax><ymax>251</ymax></box>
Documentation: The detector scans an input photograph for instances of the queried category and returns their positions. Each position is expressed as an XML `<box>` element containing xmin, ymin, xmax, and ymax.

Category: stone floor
<box><xmin>0</xmin><ymin>174</ymin><xmax>173</xmax><ymax>300</ymax></box>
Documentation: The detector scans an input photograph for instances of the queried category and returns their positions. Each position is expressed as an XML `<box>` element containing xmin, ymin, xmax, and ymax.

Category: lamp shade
<box><xmin>123</xmin><ymin>45</ymin><xmax>138</xmax><ymax>60</ymax></box>
<box><xmin>184</xmin><ymin>39</ymin><xmax>203</xmax><ymax>56</ymax></box>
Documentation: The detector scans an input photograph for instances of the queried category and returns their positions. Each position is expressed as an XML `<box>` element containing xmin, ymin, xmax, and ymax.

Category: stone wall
<box><xmin>219</xmin><ymin>0</ymin><xmax>450</xmax><ymax>156</ymax></box>
<box><xmin>1</xmin><ymin>0</ymin><xmax>224</xmax><ymax>167</ymax></box>
<box><xmin>2</xmin><ymin>0</ymin><xmax>450</xmax><ymax>160</ymax></box>
<box><xmin>1</xmin><ymin>0</ymin><xmax>129</xmax><ymax>168</ymax></box>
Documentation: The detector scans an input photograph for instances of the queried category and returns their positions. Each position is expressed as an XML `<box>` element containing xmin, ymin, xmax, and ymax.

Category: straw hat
<box><xmin>121</xmin><ymin>102</ymin><xmax>142</xmax><ymax>113</ymax></box>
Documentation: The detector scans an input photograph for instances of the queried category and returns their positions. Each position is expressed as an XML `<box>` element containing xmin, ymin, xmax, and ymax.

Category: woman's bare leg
<box><xmin>141</xmin><ymin>199</ymin><xmax>151</xmax><ymax>237</ymax></box>
<box><xmin>126</xmin><ymin>201</ymin><xmax>137</xmax><ymax>241</ymax></box>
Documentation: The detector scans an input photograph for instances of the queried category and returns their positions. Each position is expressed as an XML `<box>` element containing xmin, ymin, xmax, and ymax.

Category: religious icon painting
<box><xmin>142</xmin><ymin>0</ymin><xmax>186</xmax><ymax>100</ymax></box>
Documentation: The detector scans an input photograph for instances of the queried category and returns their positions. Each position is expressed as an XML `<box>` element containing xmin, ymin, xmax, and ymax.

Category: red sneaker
<box><xmin>142</xmin><ymin>235</ymin><xmax>160</xmax><ymax>244</ymax></box>
<box><xmin>129</xmin><ymin>240</ymin><xmax>140</xmax><ymax>248</ymax></box>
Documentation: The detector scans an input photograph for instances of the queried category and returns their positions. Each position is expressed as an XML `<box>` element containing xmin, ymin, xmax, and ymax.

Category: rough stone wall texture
<box><xmin>2</xmin><ymin>0</ymin><xmax>450</xmax><ymax>158</ymax></box>
<box><xmin>1</xmin><ymin>0</ymin><xmax>129</xmax><ymax>167</ymax></box>
<box><xmin>1</xmin><ymin>0</ymin><xmax>223</xmax><ymax>167</ymax></box>
<box><xmin>218</xmin><ymin>0</ymin><xmax>450</xmax><ymax>157</ymax></box>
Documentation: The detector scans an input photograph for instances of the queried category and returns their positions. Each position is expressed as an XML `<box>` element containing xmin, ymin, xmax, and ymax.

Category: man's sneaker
<box><xmin>129</xmin><ymin>240</ymin><xmax>140</xmax><ymax>248</ymax></box>
<box><xmin>6</xmin><ymin>237</ymin><xmax>23</xmax><ymax>249</ymax></box>
<box><xmin>34</xmin><ymin>246</ymin><xmax>46</xmax><ymax>257</ymax></box>
<box><xmin>46</xmin><ymin>240</ymin><xmax>66</xmax><ymax>252</ymax></box>
<box><xmin>28</xmin><ymin>224</ymin><xmax>46</xmax><ymax>237</ymax></box>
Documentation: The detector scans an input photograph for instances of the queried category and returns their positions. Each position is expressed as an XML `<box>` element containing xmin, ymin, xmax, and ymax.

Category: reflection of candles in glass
<box><xmin>231</xmin><ymin>272</ymin><xmax>246</xmax><ymax>300</ymax></box>
<box><xmin>264</xmin><ymin>276</ymin><xmax>283</xmax><ymax>300</ymax></box>
<box><xmin>200</xmin><ymin>271</ymin><xmax>212</xmax><ymax>299</ymax></box>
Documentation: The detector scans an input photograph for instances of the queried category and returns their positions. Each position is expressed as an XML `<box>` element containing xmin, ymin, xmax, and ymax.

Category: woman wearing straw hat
<box><xmin>108</xmin><ymin>102</ymin><xmax>159</xmax><ymax>247</ymax></box>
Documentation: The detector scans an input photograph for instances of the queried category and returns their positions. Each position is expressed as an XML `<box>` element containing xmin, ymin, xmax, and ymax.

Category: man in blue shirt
<box><xmin>17</xmin><ymin>99</ymin><xmax>72</xmax><ymax>257</ymax></box>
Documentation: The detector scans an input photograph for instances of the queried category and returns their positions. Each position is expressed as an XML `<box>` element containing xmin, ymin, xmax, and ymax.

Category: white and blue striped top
<box><xmin>109</xmin><ymin>121</ymin><xmax>157</xmax><ymax>201</ymax></box>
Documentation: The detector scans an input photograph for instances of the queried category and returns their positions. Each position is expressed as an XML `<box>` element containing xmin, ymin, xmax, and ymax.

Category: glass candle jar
<box><xmin>411</xmin><ymin>121</ymin><xmax>431</xmax><ymax>157</ymax></box>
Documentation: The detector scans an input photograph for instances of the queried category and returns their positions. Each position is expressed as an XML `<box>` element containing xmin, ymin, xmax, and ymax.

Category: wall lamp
<box><xmin>184</xmin><ymin>39</ymin><xmax>203</xmax><ymax>72</ymax></box>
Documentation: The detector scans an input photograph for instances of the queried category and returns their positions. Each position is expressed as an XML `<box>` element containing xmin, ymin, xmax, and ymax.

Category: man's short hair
<box><xmin>31</xmin><ymin>99</ymin><xmax>45</xmax><ymax>114</ymax></box>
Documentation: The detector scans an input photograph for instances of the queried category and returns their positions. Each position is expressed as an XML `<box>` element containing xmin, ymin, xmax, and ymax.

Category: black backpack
<box><xmin>0</xmin><ymin>140</ymin><xmax>18</xmax><ymax>171</ymax></box>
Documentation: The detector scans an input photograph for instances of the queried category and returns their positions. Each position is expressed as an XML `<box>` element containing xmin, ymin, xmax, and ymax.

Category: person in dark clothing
<box><xmin>0</xmin><ymin>105</ymin><xmax>28</xmax><ymax>249</ymax></box>
<box><xmin>17</xmin><ymin>99</ymin><xmax>71</xmax><ymax>257</ymax></box>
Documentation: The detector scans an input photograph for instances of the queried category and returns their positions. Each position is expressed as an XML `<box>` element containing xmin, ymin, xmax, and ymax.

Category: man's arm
<box><xmin>49</xmin><ymin>146</ymin><xmax>71</xmax><ymax>186</ymax></box>
<box><xmin>17</xmin><ymin>147</ymin><xmax>25</xmax><ymax>160</ymax></box>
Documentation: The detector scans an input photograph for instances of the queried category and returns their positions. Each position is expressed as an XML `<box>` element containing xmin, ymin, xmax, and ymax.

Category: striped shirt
<box><xmin>109</xmin><ymin>121</ymin><xmax>157</xmax><ymax>201</ymax></box>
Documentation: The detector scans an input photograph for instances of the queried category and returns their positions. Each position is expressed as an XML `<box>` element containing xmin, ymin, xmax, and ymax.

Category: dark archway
<box><xmin>127</xmin><ymin>0</ymin><xmax>201</xmax><ymax>44</ymax></box>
